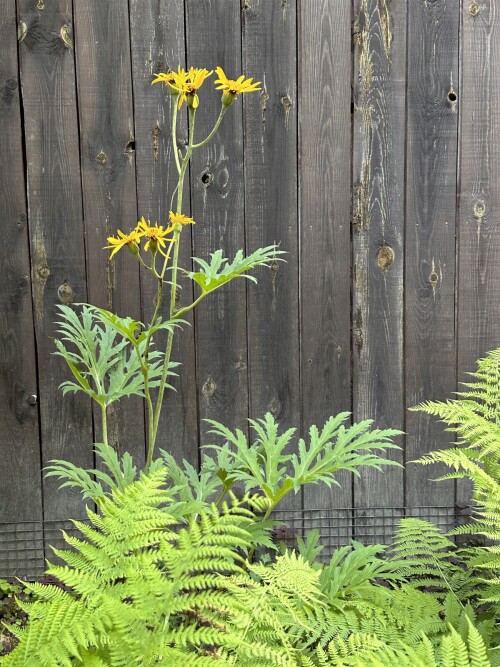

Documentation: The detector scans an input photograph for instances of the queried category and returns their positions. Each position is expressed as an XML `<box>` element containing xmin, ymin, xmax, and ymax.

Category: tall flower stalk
<box><xmin>53</xmin><ymin>66</ymin><xmax>282</xmax><ymax>471</ymax></box>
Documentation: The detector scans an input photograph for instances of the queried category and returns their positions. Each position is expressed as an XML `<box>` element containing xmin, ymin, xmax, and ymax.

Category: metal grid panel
<box><xmin>272</xmin><ymin>505</ymin><xmax>459</xmax><ymax>560</ymax></box>
<box><xmin>0</xmin><ymin>523</ymin><xmax>44</xmax><ymax>579</ymax></box>
<box><xmin>0</xmin><ymin>506</ymin><xmax>460</xmax><ymax>579</ymax></box>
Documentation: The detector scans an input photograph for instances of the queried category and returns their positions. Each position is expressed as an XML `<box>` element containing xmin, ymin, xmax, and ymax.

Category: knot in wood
<box><xmin>60</xmin><ymin>25</ymin><xmax>73</xmax><ymax>48</ymax></box>
<box><xmin>280</xmin><ymin>94</ymin><xmax>292</xmax><ymax>115</ymax></box>
<box><xmin>268</xmin><ymin>398</ymin><xmax>281</xmax><ymax>417</ymax></box>
<box><xmin>474</xmin><ymin>201</ymin><xmax>486</xmax><ymax>219</ymax></box>
<box><xmin>428</xmin><ymin>271</ymin><xmax>439</xmax><ymax>288</ymax></box>
<box><xmin>97</xmin><ymin>151</ymin><xmax>107</xmax><ymax>165</ymax></box>
<box><xmin>18</xmin><ymin>21</ymin><xmax>27</xmax><ymax>42</ymax></box>
<box><xmin>201</xmin><ymin>171</ymin><xmax>213</xmax><ymax>188</ymax></box>
<box><xmin>376</xmin><ymin>245</ymin><xmax>394</xmax><ymax>272</ymax></box>
<box><xmin>447</xmin><ymin>88</ymin><xmax>458</xmax><ymax>105</ymax></box>
<box><xmin>36</xmin><ymin>265</ymin><xmax>50</xmax><ymax>280</ymax></box>
<box><xmin>58</xmin><ymin>282</ymin><xmax>74</xmax><ymax>304</ymax></box>
<box><xmin>468</xmin><ymin>3</ymin><xmax>480</xmax><ymax>16</ymax></box>
<box><xmin>202</xmin><ymin>377</ymin><xmax>216</xmax><ymax>399</ymax></box>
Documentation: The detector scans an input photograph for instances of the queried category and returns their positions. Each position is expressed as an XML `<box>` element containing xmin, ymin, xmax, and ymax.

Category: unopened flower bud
<box><xmin>187</xmin><ymin>92</ymin><xmax>199</xmax><ymax>109</ymax></box>
<box><xmin>127</xmin><ymin>242</ymin><xmax>140</xmax><ymax>257</ymax></box>
<box><xmin>221</xmin><ymin>91</ymin><xmax>235</xmax><ymax>107</ymax></box>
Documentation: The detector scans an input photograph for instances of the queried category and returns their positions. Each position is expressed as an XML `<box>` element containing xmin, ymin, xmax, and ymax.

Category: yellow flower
<box><xmin>152</xmin><ymin>67</ymin><xmax>212</xmax><ymax>109</ymax></box>
<box><xmin>181</xmin><ymin>67</ymin><xmax>213</xmax><ymax>109</ymax></box>
<box><xmin>214</xmin><ymin>67</ymin><xmax>261</xmax><ymax>106</ymax></box>
<box><xmin>169</xmin><ymin>211</ymin><xmax>195</xmax><ymax>226</ymax></box>
<box><xmin>104</xmin><ymin>229</ymin><xmax>142</xmax><ymax>259</ymax></box>
<box><xmin>151</xmin><ymin>66</ymin><xmax>189</xmax><ymax>93</ymax></box>
<box><xmin>135</xmin><ymin>217</ymin><xmax>175</xmax><ymax>255</ymax></box>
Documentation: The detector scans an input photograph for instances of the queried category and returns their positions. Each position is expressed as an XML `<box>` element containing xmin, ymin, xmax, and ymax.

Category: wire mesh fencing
<box><xmin>0</xmin><ymin>505</ymin><xmax>468</xmax><ymax>579</ymax></box>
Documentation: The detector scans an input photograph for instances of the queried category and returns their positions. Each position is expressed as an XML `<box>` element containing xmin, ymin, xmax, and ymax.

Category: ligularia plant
<box><xmin>54</xmin><ymin>65</ymin><xmax>279</xmax><ymax>469</ymax></box>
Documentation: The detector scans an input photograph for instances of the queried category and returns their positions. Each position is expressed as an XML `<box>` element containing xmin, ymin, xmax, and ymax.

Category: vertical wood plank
<box><xmin>457</xmin><ymin>2</ymin><xmax>500</xmax><ymax>508</ymax></box>
<box><xmin>242</xmin><ymin>0</ymin><xmax>300</xmax><ymax>511</ymax></box>
<box><xmin>0</xmin><ymin>4</ymin><xmax>42</xmax><ymax>527</ymax></box>
<box><xmin>129</xmin><ymin>2</ymin><xmax>198</xmax><ymax>465</ymax></box>
<box><xmin>300</xmin><ymin>0</ymin><xmax>353</xmax><ymax>522</ymax></box>
<box><xmin>73</xmin><ymin>0</ymin><xmax>145</xmax><ymax>463</ymax></box>
<box><xmin>186</xmin><ymin>1</ymin><xmax>249</xmax><ymax>441</ymax></box>
<box><xmin>405</xmin><ymin>0</ymin><xmax>459</xmax><ymax>512</ymax></box>
<box><xmin>16</xmin><ymin>0</ymin><xmax>93</xmax><ymax>521</ymax></box>
<box><xmin>352</xmin><ymin>0</ymin><xmax>406</xmax><ymax>540</ymax></box>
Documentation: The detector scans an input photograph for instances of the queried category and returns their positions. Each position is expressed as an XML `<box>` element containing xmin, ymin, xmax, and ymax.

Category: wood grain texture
<box><xmin>6</xmin><ymin>0</ymin><xmax>500</xmax><ymax>570</ymax></box>
<box><xmin>300</xmin><ymin>0</ymin><xmax>353</xmax><ymax>513</ymax></box>
<box><xmin>17</xmin><ymin>0</ymin><xmax>93</xmax><ymax>521</ymax></box>
<box><xmin>186</xmin><ymin>0</ymin><xmax>249</xmax><ymax>443</ymax></box>
<box><xmin>456</xmin><ymin>1</ymin><xmax>500</xmax><ymax>507</ymax></box>
<box><xmin>352</xmin><ymin>0</ymin><xmax>405</xmax><ymax>537</ymax></box>
<box><xmin>242</xmin><ymin>0</ymin><xmax>300</xmax><ymax>512</ymax></box>
<box><xmin>129</xmin><ymin>1</ymin><xmax>198</xmax><ymax>465</ymax></box>
<box><xmin>73</xmin><ymin>0</ymin><xmax>145</xmax><ymax>463</ymax></box>
<box><xmin>0</xmin><ymin>4</ymin><xmax>42</xmax><ymax>524</ymax></box>
<box><xmin>405</xmin><ymin>0</ymin><xmax>459</xmax><ymax>509</ymax></box>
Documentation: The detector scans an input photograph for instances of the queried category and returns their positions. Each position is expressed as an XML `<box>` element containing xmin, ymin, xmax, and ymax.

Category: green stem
<box><xmin>172</xmin><ymin>99</ymin><xmax>181</xmax><ymax>174</ymax></box>
<box><xmin>144</xmin><ymin>278</ymin><xmax>164</xmax><ymax>470</ymax></box>
<box><xmin>159</xmin><ymin>237</ymin><xmax>177</xmax><ymax>282</ymax></box>
<box><xmin>149</xmin><ymin>107</ymin><xmax>197</xmax><ymax>461</ymax></box>
<box><xmin>247</xmin><ymin>502</ymin><xmax>276</xmax><ymax>562</ymax></box>
<box><xmin>192</xmin><ymin>105</ymin><xmax>226</xmax><ymax>148</ymax></box>
<box><xmin>151</xmin><ymin>237</ymin><xmax>180</xmax><ymax>448</ymax></box>
<box><xmin>101</xmin><ymin>403</ymin><xmax>108</xmax><ymax>446</ymax></box>
<box><xmin>215</xmin><ymin>481</ymin><xmax>235</xmax><ymax>508</ymax></box>
<box><xmin>174</xmin><ymin>291</ymin><xmax>207</xmax><ymax>320</ymax></box>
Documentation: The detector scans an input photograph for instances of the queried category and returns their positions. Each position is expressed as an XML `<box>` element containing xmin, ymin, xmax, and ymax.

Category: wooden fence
<box><xmin>1</xmin><ymin>0</ymin><xmax>500</xmax><ymax>575</ymax></box>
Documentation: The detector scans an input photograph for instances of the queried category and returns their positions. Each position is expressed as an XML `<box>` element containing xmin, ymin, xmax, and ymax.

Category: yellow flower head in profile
<box><xmin>104</xmin><ymin>229</ymin><xmax>142</xmax><ymax>259</ymax></box>
<box><xmin>152</xmin><ymin>67</ymin><xmax>212</xmax><ymax>109</ymax></box>
<box><xmin>214</xmin><ymin>67</ymin><xmax>261</xmax><ymax>106</ymax></box>
<box><xmin>135</xmin><ymin>217</ymin><xmax>175</xmax><ymax>255</ymax></box>
<box><xmin>169</xmin><ymin>211</ymin><xmax>195</xmax><ymax>227</ymax></box>
<box><xmin>151</xmin><ymin>66</ymin><xmax>188</xmax><ymax>92</ymax></box>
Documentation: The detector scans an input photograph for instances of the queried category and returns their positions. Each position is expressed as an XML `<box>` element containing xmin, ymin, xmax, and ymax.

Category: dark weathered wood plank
<box><xmin>456</xmin><ymin>2</ymin><xmax>500</xmax><ymax>509</ymax></box>
<box><xmin>352</xmin><ymin>0</ymin><xmax>406</xmax><ymax>540</ymax></box>
<box><xmin>405</xmin><ymin>0</ymin><xmax>459</xmax><ymax>511</ymax></box>
<box><xmin>73</xmin><ymin>0</ymin><xmax>145</xmax><ymax>464</ymax></box>
<box><xmin>16</xmin><ymin>0</ymin><xmax>93</xmax><ymax>521</ymax></box>
<box><xmin>185</xmin><ymin>1</ymin><xmax>249</xmax><ymax>443</ymax></box>
<box><xmin>242</xmin><ymin>0</ymin><xmax>300</xmax><ymax>513</ymax></box>
<box><xmin>129</xmin><ymin>2</ymin><xmax>198</xmax><ymax>466</ymax></box>
<box><xmin>300</xmin><ymin>0</ymin><xmax>353</xmax><ymax>520</ymax></box>
<box><xmin>0</xmin><ymin>5</ymin><xmax>42</xmax><ymax>528</ymax></box>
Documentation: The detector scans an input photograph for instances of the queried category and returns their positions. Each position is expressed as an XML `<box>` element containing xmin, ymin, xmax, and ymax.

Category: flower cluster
<box><xmin>105</xmin><ymin>212</ymin><xmax>195</xmax><ymax>259</ymax></box>
<box><xmin>152</xmin><ymin>66</ymin><xmax>261</xmax><ymax>108</ymax></box>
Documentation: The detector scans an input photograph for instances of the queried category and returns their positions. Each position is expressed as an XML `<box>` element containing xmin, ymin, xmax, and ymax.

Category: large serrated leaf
<box><xmin>184</xmin><ymin>245</ymin><xmax>286</xmax><ymax>295</ymax></box>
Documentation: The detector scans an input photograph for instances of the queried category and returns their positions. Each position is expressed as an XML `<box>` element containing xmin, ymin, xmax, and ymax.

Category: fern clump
<box><xmin>300</xmin><ymin>620</ymin><xmax>494</xmax><ymax>666</ymax></box>
<box><xmin>3</xmin><ymin>466</ymin><xmax>342</xmax><ymax>667</ymax></box>
<box><xmin>2</xmin><ymin>469</ymin><xmax>254</xmax><ymax>666</ymax></box>
<box><xmin>413</xmin><ymin>347</ymin><xmax>500</xmax><ymax>611</ymax></box>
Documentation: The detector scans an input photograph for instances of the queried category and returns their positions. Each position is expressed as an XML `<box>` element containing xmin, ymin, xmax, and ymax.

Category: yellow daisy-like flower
<box><xmin>169</xmin><ymin>211</ymin><xmax>195</xmax><ymax>226</ymax></box>
<box><xmin>180</xmin><ymin>67</ymin><xmax>213</xmax><ymax>109</ymax></box>
<box><xmin>104</xmin><ymin>229</ymin><xmax>142</xmax><ymax>259</ymax></box>
<box><xmin>152</xmin><ymin>67</ymin><xmax>212</xmax><ymax>109</ymax></box>
<box><xmin>214</xmin><ymin>67</ymin><xmax>261</xmax><ymax>106</ymax></box>
<box><xmin>135</xmin><ymin>217</ymin><xmax>175</xmax><ymax>255</ymax></box>
<box><xmin>151</xmin><ymin>66</ymin><xmax>188</xmax><ymax>92</ymax></box>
